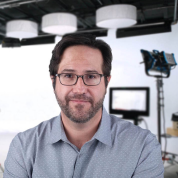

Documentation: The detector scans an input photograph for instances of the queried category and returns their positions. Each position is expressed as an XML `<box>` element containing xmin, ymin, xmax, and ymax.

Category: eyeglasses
<box><xmin>55</xmin><ymin>73</ymin><xmax>106</xmax><ymax>86</ymax></box>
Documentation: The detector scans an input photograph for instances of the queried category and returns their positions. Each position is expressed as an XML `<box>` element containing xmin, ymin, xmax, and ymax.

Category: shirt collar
<box><xmin>93</xmin><ymin>107</ymin><xmax>112</xmax><ymax>147</ymax></box>
<box><xmin>47</xmin><ymin>106</ymin><xmax>112</xmax><ymax>147</ymax></box>
<box><xmin>47</xmin><ymin>114</ymin><xmax>68</xmax><ymax>145</ymax></box>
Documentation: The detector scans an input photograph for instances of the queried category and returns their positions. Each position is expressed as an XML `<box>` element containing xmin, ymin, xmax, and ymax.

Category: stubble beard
<box><xmin>55</xmin><ymin>92</ymin><xmax>105</xmax><ymax>124</ymax></box>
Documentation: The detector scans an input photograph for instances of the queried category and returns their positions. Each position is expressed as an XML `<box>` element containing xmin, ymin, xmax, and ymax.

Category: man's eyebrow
<box><xmin>85</xmin><ymin>70</ymin><xmax>99</xmax><ymax>73</ymax></box>
<box><xmin>61</xmin><ymin>69</ymin><xmax>76</xmax><ymax>73</ymax></box>
<box><xmin>61</xmin><ymin>69</ymin><xmax>100</xmax><ymax>73</ymax></box>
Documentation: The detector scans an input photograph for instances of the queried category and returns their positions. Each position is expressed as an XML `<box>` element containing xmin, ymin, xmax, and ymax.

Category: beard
<box><xmin>55</xmin><ymin>92</ymin><xmax>105</xmax><ymax>124</ymax></box>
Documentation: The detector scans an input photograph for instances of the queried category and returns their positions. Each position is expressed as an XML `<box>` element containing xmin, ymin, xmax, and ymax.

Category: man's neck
<box><xmin>61</xmin><ymin>109</ymin><xmax>102</xmax><ymax>150</ymax></box>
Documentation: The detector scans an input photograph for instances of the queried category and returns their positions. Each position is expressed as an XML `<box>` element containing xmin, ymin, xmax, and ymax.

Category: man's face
<box><xmin>53</xmin><ymin>45</ymin><xmax>110</xmax><ymax>123</ymax></box>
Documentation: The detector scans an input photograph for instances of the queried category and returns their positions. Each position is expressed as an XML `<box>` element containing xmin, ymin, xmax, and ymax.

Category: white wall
<box><xmin>0</xmin><ymin>44</ymin><xmax>60</xmax><ymax>132</ymax></box>
<box><xmin>0</xmin><ymin>24</ymin><xmax>178</xmax><ymax>166</ymax></box>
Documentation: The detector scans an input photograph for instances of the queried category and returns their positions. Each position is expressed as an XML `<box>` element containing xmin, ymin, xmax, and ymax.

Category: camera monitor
<box><xmin>109</xmin><ymin>87</ymin><xmax>150</xmax><ymax>119</ymax></box>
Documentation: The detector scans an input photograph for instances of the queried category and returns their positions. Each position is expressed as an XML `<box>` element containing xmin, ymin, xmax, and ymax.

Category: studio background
<box><xmin>0</xmin><ymin>24</ymin><xmax>178</xmax><ymax>167</ymax></box>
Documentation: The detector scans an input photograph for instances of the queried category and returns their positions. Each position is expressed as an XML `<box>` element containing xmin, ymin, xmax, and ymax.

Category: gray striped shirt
<box><xmin>4</xmin><ymin>107</ymin><xmax>164</xmax><ymax>178</ymax></box>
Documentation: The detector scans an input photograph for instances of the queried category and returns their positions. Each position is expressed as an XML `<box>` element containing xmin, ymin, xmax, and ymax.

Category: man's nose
<box><xmin>73</xmin><ymin>76</ymin><xmax>87</xmax><ymax>93</ymax></box>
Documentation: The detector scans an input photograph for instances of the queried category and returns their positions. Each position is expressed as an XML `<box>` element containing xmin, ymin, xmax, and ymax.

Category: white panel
<box><xmin>42</xmin><ymin>13</ymin><xmax>77</xmax><ymax>35</ymax></box>
<box><xmin>6</xmin><ymin>20</ymin><xmax>38</xmax><ymax>39</ymax></box>
<box><xmin>96</xmin><ymin>4</ymin><xmax>137</xmax><ymax>28</ymax></box>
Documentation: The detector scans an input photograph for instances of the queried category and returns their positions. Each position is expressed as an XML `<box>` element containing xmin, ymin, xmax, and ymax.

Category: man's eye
<box><xmin>63</xmin><ymin>74</ymin><xmax>74</xmax><ymax>78</ymax></box>
<box><xmin>87</xmin><ymin>74</ymin><xmax>96</xmax><ymax>79</ymax></box>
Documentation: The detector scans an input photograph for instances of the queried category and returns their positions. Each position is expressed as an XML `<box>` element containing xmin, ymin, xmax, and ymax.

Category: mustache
<box><xmin>66</xmin><ymin>94</ymin><xmax>93</xmax><ymax>103</ymax></box>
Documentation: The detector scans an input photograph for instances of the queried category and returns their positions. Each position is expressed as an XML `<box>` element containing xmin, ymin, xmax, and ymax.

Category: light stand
<box><xmin>156</xmin><ymin>77</ymin><xmax>164</xmax><ymax>144</ymax></box>
<box><xmin>140</xmin><ymin>49</ymin><xmax>177</xmax><ymax>144</ymax></box>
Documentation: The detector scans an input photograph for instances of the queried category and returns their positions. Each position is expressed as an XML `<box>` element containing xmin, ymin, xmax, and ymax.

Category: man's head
<box><xmin>49</xmin><ymin>33</ymin><xmax>112</xmax><ymax>89</ymax></box>
<box><xmin>49</xmin><ymin>34</ymin><xmax>112</xmax><ymax>124</ymax></box>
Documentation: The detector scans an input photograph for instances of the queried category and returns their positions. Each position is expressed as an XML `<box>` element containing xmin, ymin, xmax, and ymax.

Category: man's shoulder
<box><xmin>109</xmin><ymin>114</ymin><xmax>156</xmax><ymax>144</ymax></box>
<box><xmin>13</xmin><ymin>116</ymin><xmax>59</xmax><ymax>147</ymax></box>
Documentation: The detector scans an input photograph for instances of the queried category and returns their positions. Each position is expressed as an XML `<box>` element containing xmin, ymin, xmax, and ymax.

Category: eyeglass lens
<box><xmin>59</xmin><ymin>73</ymin><xmax>101</xmax><ymax>86</ymax></box>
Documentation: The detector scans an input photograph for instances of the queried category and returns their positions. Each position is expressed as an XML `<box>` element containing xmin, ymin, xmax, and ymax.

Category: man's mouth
<box><xmin>70</xmin><ymin>99</ymin><xmax>89</xmax><ymax>103</ymax></box>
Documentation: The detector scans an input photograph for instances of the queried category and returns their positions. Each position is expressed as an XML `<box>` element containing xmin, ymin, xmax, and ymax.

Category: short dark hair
<box><xmin>49</xmin><ymin>33</ymin><xmax>112</xmax><ymax>88</ymax></box>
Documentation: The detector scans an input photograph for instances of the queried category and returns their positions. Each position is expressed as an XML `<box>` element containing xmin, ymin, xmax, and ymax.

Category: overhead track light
<box><xmin>42</xmin><ymin>13</ymin><xmax>77</xmax><ymax>35</ymax></box>
<box><xmin>6</xmin><ymin>20</ymin><xmax>38</xmax><ymax>39</ymax></box>
<box><xmin>96</xmin><ymin>4</ymin><xmax>137</xmax><ymax>29</ymax></box>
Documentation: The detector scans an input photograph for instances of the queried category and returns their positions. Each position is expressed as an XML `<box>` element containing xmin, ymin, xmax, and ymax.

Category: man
<box><xmin>4</xmin><ymin>34</ymin><xmax>164</xmax><ymax>178</ymax></box>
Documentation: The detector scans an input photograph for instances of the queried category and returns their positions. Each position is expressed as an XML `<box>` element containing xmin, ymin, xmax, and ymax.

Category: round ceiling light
<box><xmin>6</xmin><ymin>20</ymin><xmax>38</xmax><ymax>39</ymax></box>
<box><xmin>96</xmin><ymin>4</ymin><xmax>137</xmax><ymax>28</ymax></box>
<box><xmin>42</xmin><ymin>13</ymin><xmax>77</xmax><ymax>35</ymax></box>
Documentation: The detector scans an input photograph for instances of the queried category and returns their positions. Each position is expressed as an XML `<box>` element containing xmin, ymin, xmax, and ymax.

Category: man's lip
<box><xmin>70</xmin><ymin>100</ymin><xmax>89</xmax><ymax>103</ymax></box>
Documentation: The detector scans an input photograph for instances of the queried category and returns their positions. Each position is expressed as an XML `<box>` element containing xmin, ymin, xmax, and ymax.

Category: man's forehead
<box><xmin>58</xmin><ymin>45</ymin><xmax>103</xmax><ymax>73</ymax></box>
<box><xmin>61</xmin><ymin>45</ymin><xmax>102</xmax><ymax>59</ymax></box>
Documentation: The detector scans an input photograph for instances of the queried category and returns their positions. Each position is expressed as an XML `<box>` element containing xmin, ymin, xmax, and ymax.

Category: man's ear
<box><xmin>107</xmin><ymin>75</ymin><xmax>111</xmax><ymax>84</ymax></box>
<box><xmin>106</xmin><ymin>75</ymin><xmax>111</xmax><ymax>88</ymax></box>
<box><xmin>105</xmin><ymin>75</ymin><xmax>111</xmax><ymax>94</ymax></box>
<box><xmin>50</xmin><ymin>75</ymin><xmax>56</xmax><ymax>90</ymax></box>
<box><xmin>50</xmin><ymin>75</ymin><xmax>55</xmax><ymax>82</ymax></box>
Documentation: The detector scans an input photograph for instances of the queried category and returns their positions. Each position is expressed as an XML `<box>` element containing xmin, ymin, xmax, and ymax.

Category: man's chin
<box><xmin>69</xmin><ymin>111</ymin><xmax>93</xmax><ymax>123</ymax></box>
<box><xmin>69</xmin><ymin>101</ymin><xmax>91</xmax><ymax>109</ymax></box>
<box><xmin>70</xmin><ymin>104</ymin><xmax>91</xmax><ymax>113</ymax></box>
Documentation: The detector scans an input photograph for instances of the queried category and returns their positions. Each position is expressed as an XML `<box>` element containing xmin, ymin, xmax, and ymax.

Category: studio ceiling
<box><xmin>0</xmin><ymin>0</ymin><xmax>176</xmax><ymax>47</ymax></box>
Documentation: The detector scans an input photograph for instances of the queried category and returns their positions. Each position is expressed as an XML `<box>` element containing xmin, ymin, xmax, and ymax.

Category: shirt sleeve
<box><xmin>132</xmin><ymin>133</ymin><xmax>164</xmax><ymax>178</ymax></box>
<box><xmin>3</xmin><ymin>134</ymin><xmax>29</xmax><ymax>178</ymax></box>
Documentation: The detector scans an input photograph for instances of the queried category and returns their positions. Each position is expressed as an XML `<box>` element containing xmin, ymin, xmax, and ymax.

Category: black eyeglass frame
<box><xmin>55</xmin><ymin>73</ymin><xmax>106</xmax><ymax>86</ymax></box>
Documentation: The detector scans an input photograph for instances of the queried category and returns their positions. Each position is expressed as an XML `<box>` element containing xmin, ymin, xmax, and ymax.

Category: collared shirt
<box><xmin>4</xmin><ymin>107</ymin><xmax>164</xmax><ymax>178</ymax></box>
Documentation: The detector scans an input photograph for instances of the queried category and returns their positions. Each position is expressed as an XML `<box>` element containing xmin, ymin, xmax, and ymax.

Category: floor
<box><xmin>164</xmin><ymin>164</ymin><xmax>178</xmax><ymax>178</ymax></box>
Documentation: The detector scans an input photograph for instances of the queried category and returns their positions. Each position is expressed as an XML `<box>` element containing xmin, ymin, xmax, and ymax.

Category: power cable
<box><xmin>142</xmin><ymin>118</ymin><xmax>148</xmax><ymax>130</ymax></box>
<box><xmin>138</xmin><ymin>118</ymin><xmax>148</xmax><ymax>130</ymax></box>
